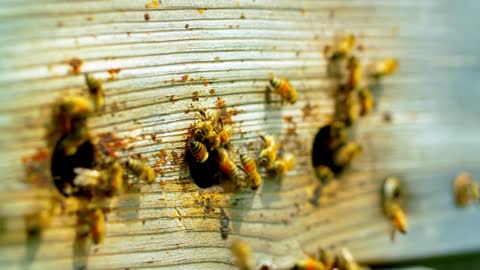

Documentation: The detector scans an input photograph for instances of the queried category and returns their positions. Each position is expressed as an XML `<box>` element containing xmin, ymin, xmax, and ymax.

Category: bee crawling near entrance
<box><xmin>333</xmin><ymin>142</ymin><xmax>362</xmax><ymax>168</ymax></box>
<box><xmin>216</xmin><ymin>148</ymin><xmax>239</xmax><ymax>181</ymax></box>
<box><xmin>89</xmin><ymin>208</ymin><xmax>105</xmax><ymax>244</ymax></box>
<box><xmin>357</xmin><ymin>88</ymin><xmax>374</xmax><ymax>116</ymax></box>
<box><xmin>268</xmin><ymin>152</ymin><xmax>296</xmax><ymax>176</ymax></box>
<box><xmin>258</xmin><ymin>134</ymin><xmax>278</xmax><ymax>167</ymax></box>
<box><xmin>188</xmin><ymin>139</ymin><xmax>209</xmax><ymax>163</ymax></box>
<box><xmin>239</xmin><ymin>154</ymin><xmax>262</xmax><ymax>190</ymax></box>
<box><xmin>218</xmin><ymin>124</ymin><xmax>234</xmax><ymax>146</ymax></box>
<box><xmin>382</xmin><ymin>176</ymin><xmax>408</xmax><ymax>241</ymax></box>
<box><xmin>231</xmin><ymin>239</ymin><xmax>255</xmax><ymax>270</ymax></box>
<box><xmin>268</xmin><ymin>77</ymin><xmax>298</xmax><ymax>104</ymax></box>
<box><xmin>126</xmin><ymin>158</ymin><xmax>156</xmax><ymax>184</ymax></box>
<box><xmin>453</xmin><ymin>172</ymin><xmax>480</xmax><ymax>207</ymax></box>
<box><xmin>85</xmin><ymin>73</ymin><xmax>105</xmax><ymax>112</ymax></box>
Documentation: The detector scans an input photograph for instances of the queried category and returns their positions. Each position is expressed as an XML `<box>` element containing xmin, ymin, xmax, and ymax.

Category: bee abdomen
<box><xmin>189</xmin><ymin>139</ymin><xmax>209</xmax><ymax>163</ymax></box>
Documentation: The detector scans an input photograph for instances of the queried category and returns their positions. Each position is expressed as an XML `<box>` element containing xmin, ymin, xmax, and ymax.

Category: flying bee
<box><xmin>453</xmin><ymin>172</ymin><xmax>479</xmax><ymax>207</ymax></box>
<box><xmin>346</xmin><ymin>56</ymin><xmax>362</xmax><ymax>90</ymax></box>
<box><xmin>369</xmin><ymin>58</ymin><xmax>398</xmax><ymax>77</ymax></box>
<box><xmin>268</xmin><ymin>152</ymin><xmax>296</xmax><ymax>176</ymax></box>
<box><xmin>126</xmin><ymin>158</ymin><xmax>156</xmax><ymax>184</ymax></box>
<box><xmin>73</xmin><ymin>167</ymin><xmax>105</xmax><ymax>188</ymax></box>
<box><xmin>333</xmin><ymin>142</ymin><xmax>362</xmax><ymax>167</ymax></box>
<box><xmin>325</xmin><ymin>34</ymin><xmax>356</xmax><ymax>61</ymax></box>
<box><xmin>357</xmin><ymin>88</ymin><xmax>374</xmax><ymax>116</ymax></box>
<box><xmin>188</xmin><ymin>139</ymin><xmax>209</xmax><ymax>163</ymax></box>
<box><xmin>258</xmin><ymin>134</ymin><xmax>278</xmax><ymax>167</ymax></box>
<box><xmin>216</xmin><ymin>148</ymin><xmax>239</xmax><ymax>180</ymax></box>
<box><xmin>218</xmin><ymin>124</ymin><xmax>234</xmax><ymax>146</ymax></box>
<box><xmin>269</xmin><ymin>77</ymin><xmax>298</xmax><ymax>104</ymax></box>
<box><xmin>85</xmin><ymin>73</ymin><xmax>105</xmax><ymax>112</ymax></box>
<box><xmin>240</xmin><ymin>154</ymin><xmax>262</xmax><ymax>190</ymax></box>
<box><xmin>89</xmin><ymin>208</ymin><xmax>105</xmax><ymax>244</ymax></box>
<box><xmin>382</xmin><ymin>176</ymin><xmax>408</xmax><ymax>241</ymax></box>
<box><xmin>292</xmin><ymin>257</ymin><xmax>326</xmax><ymax>270</ymax></box>
<box><xmin>231</xmin><ymin>239</ymin><xmax>255</xmax><ymax>270</ymax></box>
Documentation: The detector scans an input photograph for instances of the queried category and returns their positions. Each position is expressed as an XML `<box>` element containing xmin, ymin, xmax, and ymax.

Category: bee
<box><xmin>268</xmin><ymin>153</ymin><xmax>296</xmax><ymax>176</ymax></box>
<box><xmin>258</xmin><ymin>134</ymin><xmax>278</xmax><ymax>167</ymax></box>
<box><xmin>51</xmin><ymin>96</ymin><xmax>94</xmax><ymax>134</ymax></box>
<box><xmin>231</xmin><ymin>239</ymin><xmax>255</xmax><ymax>270</ymax></box>
<box><xmin>60</xmin><ymin>125</ymin><xmax>91</xmax><ymax>156</ymax></box>
<box><xmin>194</xmin><ymin>121</ymin><xmax>221</xmax><ymax>149</ymax></box>
<box><xmin>328</xmin><ymin>121</ymin><xmax>347</xmax><ymax>150</ymax></box>
<box><xmin>107</xmin><ymin>160</ymin><xmax>124</xmax><ymax>195</ymax></box>
<box><xmin>90</xmin><ymin>208</ymin><xmax>105</xmax><ymax>244</ymax></box>
<box><xmin>334</xmin><ymin>92</ymin><xmax>359</xmax><ymax>126</ymax></box>
<box><xmin>325</xmin><ymin>34</ymin><xmax>356</xmax><ymax>61</ymax></box>
<box><xmin>369</xmin><ymin>58</ymin><xmax>398</xmax><ymax>77</ymax></box>
<box><xmin>220</xmin><ymin>208</ymin><xmax>230</xmax><ymax>240</ymax></box>
<box><xmin>85</xmin><ymin>73</ymin><xmax>105</xmax><ymax>112</ymax></box>
<box><xmin>216</xmin><ymin>148</ymin><xmax>239</xmax><ymax>180</ymax></box>
<box><xmin>333</xmin><ymin>142</ymin><xmax>361</xmax><ymax>167</ymax></box>
<box><xmin>317</xmin><ymin>249</ymin><xmax>334</xmax><ymax>270</ymax></box>
<box><xmin>334</xmin><ymin>248</ymin><xmax>361</xmax><ymax>270</ymax></box>
<box><xmin>346</xmin><ymin>56</ymin><xmax>362</xmax><ymax>90</ymax></box>
<box><xmin>292</xmin><ymin>257</ymin><xmax>325</xmax><ymax>270</ymax></box>
<box><xmin>240</xmin><ymin>154</ymin><xmax>262</xmax><ymax>190</ymax></box>
<box><xmin>189</xmin><ymin>139</ymin><xmax>209</xmax><ymax>163</ymax></box>
<box><xmin>357</xmin><ymin>88</ymin><xmax>374</xmax><ymax>116</ymax></box>
<box><xmin>453</xmin><ymin>172</ymin><xmax>479</xmax><ymax>207</ymax></box>
<box><xmin>269</xmin><ymin>77</ymin><xmax>298</xmax><ymax>104</ymax></box>
<box><xmin>314</xmin><ymin>165</ymin><xmax>334</xmax><ymax>184</ymax></box>
<box><xmin>218</xmin><ymin>124</ymin><xmax>234</xmax><ymax>146</ymax></box>
<box><xmin>73</xmin><ymin>167</ymin><xmax>105</xmax><ymax>187</ymax></box>
<box><xmin>199</xmin><ymin>109</ymin><xmax>220</xmax><ymax>127</ymax></box>
<box><xmin>382</xmin><ymin>176</ymin><xmax>408</xmax><ymax>241</ymax></box>
<box><xmin>126</xmin><ymin>158</ymin><xmax>156</xmax><ymax>184</ymax></box>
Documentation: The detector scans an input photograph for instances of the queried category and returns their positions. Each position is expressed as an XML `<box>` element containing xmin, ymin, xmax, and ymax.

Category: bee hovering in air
<box><xmin>453</xmin><ymin>172</ymin><xmax>479</xmax><ymax>207</ymax></box>
<box><xmin>188</xmin><ymin>139</ymin><xmax>209</xmax><ymax>163</ymax></box>
<box><xmin>258</xmin><ymin>134</ymin><xmax>278</xmax><ymax>167</ymax></box>
<box><xmin>357</xmin><ymin>88</ymin><xmax>374</xmax><ymax>116</ymax></box>
<box><xmin>126</xmin><ymin>157</ymin><xmax>156</xmax><ymax>184</ymax></box>
<box><xmin>240</xmin><ymin>154</ymin><xmax>262</xmax><ymax>190</ymax></box>
<box><xmin>85</xmin><ymin>73</ymin><xmax>105</xmax><ymax>112</ymax></box>
<box><xmin>216</xmin><ymin>148</ymin><xmax>239</xmax><ymax>180</ymax></box>
<box><xmin>231</xmin><ymin>239</ymin><xmax>255</xmax><ymax>270</ymax></box>
<box><xmin>369</xmin><ymin>58</ymin><xmax>398</xmax><ymax>77</ymax></box>
<box><xmin>268</xmin><ymin>77</ymin><xmax>298</xmax><ymax>104</ymax></box>
<box><xmin>268</xmin><ymin>152</ymin><xmax>296</xmax><ymax>176</ymax></box>
<box><xmin>89</xmin><ymin>208</ymin><xmax>105</xmax><ymax>244</ymax></box>
<box><xmin>382</xmin><ymin>176</ymin><xmax>408</xmax><ymax>241</ymax></box>
<box><xmin>333</xmin><ymin>142</ymin><xmax>362</xmax><ymax>168</ymax></box>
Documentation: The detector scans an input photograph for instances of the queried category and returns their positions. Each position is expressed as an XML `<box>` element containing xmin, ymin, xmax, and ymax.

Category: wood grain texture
<box><xmin>1</xmin><ymin>0</ymin><xmax>480</xmax><ymax>269</ymax></box>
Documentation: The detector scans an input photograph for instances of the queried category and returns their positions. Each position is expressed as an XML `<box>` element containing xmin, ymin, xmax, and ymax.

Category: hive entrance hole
<box><xmin>186</xmin><ymin>149</ymin><xmax>221</xmax><ymax>189</ymax></box>
<box><xmin>311</xmin><ymin>124</ymin><xmax>343</xmax><ymax>175</ymax></box>
<box><xmin>50</xmin><ymin>135</ymin><xmax>95</xmax><ymax>197</ymax></box>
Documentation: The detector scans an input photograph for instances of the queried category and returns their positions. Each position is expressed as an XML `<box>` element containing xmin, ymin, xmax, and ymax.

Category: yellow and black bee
<box><xmin>382</xmin><ymin>176</ymin><xmax>408</xmax><ymax>241</ymax></box>
<box><xmin>126</xmin><ymin>158</ymin><xmax>156</xmax><ymax>184</ymax></box>
<box><xmin>216</xmin><ymin>148</ymin><xmax>239</xmax><ymax>180</ymax></box>
<box><xmin>369</xmin><ymin>58</ymin><xmax>398</xmax><ymax>77</ymax></box>
<box><xmin>268</xmin><ymin>153</ymin><xmax>296</xmax><ymax>176</ymax></box>
<box><xmin>269</xmin><ymin>77</ymin><xmax>298</xmax><ymax>104</ymax></box>
<box><xmin>219</xmin><ymin>124</ymin><xmax>234</xmax><ymax>146</ymax></box>
<box><xmin>188</xmin><ymin>139</ymin><xmax>209</xmax><ymax>163</ymax></box>
<box><xmin>90</xmin><ymin>208</ymin><xmax>105</xmax><ymax>244</ymax></box>
<box><xmin>240</xmin><ymin>154</ymin><xmax>262</xmax><ymax>190</ymax></box>
<box><xmin>231</xmin><ymin>239</ymin><xmax>255</xmax><ymax>270</ymax></box>
<box><xmin>453</xmin><ymin>172</ymin><xmax>479</xmax><ymax>207</ymax></box>
<box><xmin>258</xmin><ymin>134</ymin><xmax>278</xmax><ymax>167</ymax></box>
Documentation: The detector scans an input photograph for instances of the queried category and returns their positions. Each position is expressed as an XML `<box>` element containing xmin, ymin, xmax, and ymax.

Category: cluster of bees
<box><xmin>453</xmin><ymin>172</ymin><xmax>480</xmax><ymax>208</ymax></box>
<box><xmin>25</xmin><ymin>74</ymin><xmax>156</xmax><ymax>244</ymax></box>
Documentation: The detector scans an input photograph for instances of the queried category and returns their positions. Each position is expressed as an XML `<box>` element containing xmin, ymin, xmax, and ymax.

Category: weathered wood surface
<box><xmin>1</xmin><ymin>0</ymin><xmax>480</xmax><ymax>269</ymax></box>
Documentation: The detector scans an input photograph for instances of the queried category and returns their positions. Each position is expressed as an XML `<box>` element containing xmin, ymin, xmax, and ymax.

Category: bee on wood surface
<box><xmin>126</xmin><ymin>158</ymin><xmax>156</xmax><ymax>184</ymax></box>
<box><xmin>194</xmin><ymin>120</ymin><xmax>220</xmax><ymax>149</ymax></box>
<box><xmin>333</xmin><ymin>142</ymin><xmax>361</xmax><ymax>167</ymax></box>
<box><xmin>218</xmin><ymin>124</ymin><xmax>234</xmax><ymax>146</ymax></box>
<box><xmin>334</xmin><ymin>91</ymin><xmax>360</xmax><ymax>127</ymax></box>
<box><xmin>324</xmin><ymin>34</ymin><xmax>356</xmax><ymax>61</ymax></box>
<box><xmin>269</xmin><ymin>77</ymin><xmax>298</xmax><ymax>104</ymax></box>
<box><xmin>268</xmin><ymin>152</ymin><xmax>296</xmax><ymax>176</ymax></box>
<box><xmin>369</xmin><ymin>58</ymin><xmax>398</xmax><ymax>77</ymax></box>
<box><xmin>216</xmin><ymin>148</ymin><xmax>239</xmax><ymax>180</ymax></box>
<box><xmin>188</xmin><ymin>139</ymin><xmax>209</xmax><ymax>163</ymax></box>
<box><xmin>291</xmin><ymin>257</ymin><xmax>325</xmax><ymax>270</ymax></box>
<box><xmin>231</xmin><ymin>239</ymin><xmax>255</xmax><ymax>270</ymax></box>
<box><xmin>357</xmin><ymin>88</ymin><xmax>374</xmax><ymax>116</ymax></box>
<box><xmin>382</xmin><ymin>176</ymin><xmax>408</xmax><ymax>241</ymax></box>
<box><xmin>90</xmin><ymin>208</ymin><xmax>105</xmax><ymax>244</ymax></box>
<box><xmin>85</xmin><ymin>73</ymin><xmax>105</xmax><ymax>112</ymax></box>
<box><xmin>240</xmin><ymin>154</ymin><xmax>262</xmax><ymax>190</ymax></box>
<box><xmin>258</xmin><ymin>134</ymin><xmax>278</xmax><ymax>167</ymax></box>
<box><xmin>453</xmin><ymin>172</ymin><xmax>479</xmax><ymax>207</ymax></box>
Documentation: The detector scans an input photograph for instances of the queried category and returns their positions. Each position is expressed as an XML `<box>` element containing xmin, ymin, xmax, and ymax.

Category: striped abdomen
<box><xmin>189</xmin><ymin>139</ymin><xmax>209</xmax><ymax>163</ymax></box>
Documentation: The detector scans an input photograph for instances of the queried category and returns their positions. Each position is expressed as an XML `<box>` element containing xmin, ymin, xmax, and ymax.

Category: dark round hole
<box><xmin>186</xmin><ymin>149</ymin><xmax>221</xmax><ymax>188</ymax></box>
<box><xmin>50</xmin><ymin>135</ymin><xmax>95</xmax><ymax>197</ymax></box>
<box><xmin>311</xmin><ymin>124</ymin><xmax>344</xmax><ymax>174</ymax></box>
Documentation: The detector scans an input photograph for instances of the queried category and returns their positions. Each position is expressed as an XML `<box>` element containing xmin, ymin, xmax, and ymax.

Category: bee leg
<box><xmin>309</xmin><ymin>184</ymin><xmax>323</xmax><ymax>207</ymax></box>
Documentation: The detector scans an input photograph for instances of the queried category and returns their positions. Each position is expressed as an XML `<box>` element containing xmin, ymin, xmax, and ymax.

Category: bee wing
<box><xmin>73</xmin><ymin>167</ymin><xmax>101</xmax><ymax>186</ymax></box>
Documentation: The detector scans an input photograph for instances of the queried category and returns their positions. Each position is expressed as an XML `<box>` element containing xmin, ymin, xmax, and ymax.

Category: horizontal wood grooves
<box><xmin>2</xmin><ymin>0</ymin><xmax>480</xmax><ymax>269</ymax></box>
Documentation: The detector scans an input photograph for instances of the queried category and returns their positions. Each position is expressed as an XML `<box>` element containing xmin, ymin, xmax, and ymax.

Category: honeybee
<box><xmin>268</xmin><ymin>152</ymin><xmax>296</xmax><ymax>176</ymax></box>
<box><xmin>292</xmin><ymin>257</ymin><xmax>325</xmax><ymax>270</ymax></box>
<box><xmin>334</xmin><ymin>92</ymin><xmax>359</xmax><ymax>126</ymax></box>
<box><xmin>325</xmin><ymin>34</ymin><xmax>356</xmax><ymax>61</ymax></box>
<box><xmin>216</xmin><ymin>148</ymin><xmax>239</xmax><ymax>180</ymax></box>
<box><xmin>329</xmin><ymin>121</ymin><xmax>347</xmax><ymax>150</ymax></box>
<box><xmin>258</xmin><ymin>134</ymin><xmax>278</xmax><ymax>167</ymax></box>
<box><xmin>453</xmin><ymin>172</ymin><xmax>479</xmax><ymax>207</ymax></box>
<box><xmin>333</xmin><ymin>142</ymin><xmax>361</xmax><ymax>167</ymax></box>
<box><xmin>357</xmin><ymin>88</ymin><xmax>374</xmax><ymax>116</ymax></box>
<box><xmin>90</xmin><ymin>208</ymin><xmax>105</xmax><ymax>244</ymax></box>
<box><xmin>369</xmin><ymin>58</ymin><xmax>398</xmax><ymax>77</ymax></box>
<box><xmin>199</xmin><ymin>109</ymin><xmax>220</xmax><ymax>126</ymax></box>
<box><xmin>346</xmin><ymin>56</ymin><xmax>362</xmax><ymax>90</ymax></box>
<box><xmin>126</xmin><ymin>158</ymin><xmax>156</xmax><ymax>184</ymax></box>
<box><xmin>240</xmin><ymin>154</ymin><xmax>262</xmax><ymax>190</ymax></box>
<box><xmin>317</xmin><ymin>248</ymin><xmax>334</xmax><ymax>270</ymax></box>
<box><xmin>382</xmin><ymin>176</ymin><xmax>408</xmax><ymax>241</ymax></box>
<box><xmin>60</xmin><ymin>125</ymin><xmax>91</xmax><ymax>156</ymax></box>
<box><xmin>218</xmin><ymin>124</ymin><xmax>234</xmax><ymax>146</ymax></box>
<box><xmin>107</xmin><ymin>160</ymin><xmax>124</xmax><ymax>195</ymax></box>
<box><xmin>269</xmin><ymin>77</ymin><xmax>298</xmax><ymax>104</ymax></box>
<box><xmin>189</xmin><ymin>139</ymin><xmax>209</xmax><ymax>163</ymax></box>
<box><xmin>85</xmin><ymin>73</ymin><xmax>105</xmax><ymax>112</ymax></box>
<box><xmin>314</xmin><ymin>165</ymin><xmax>334</xmax><ymax>184</ymax></box>
<box><xmin>231</xmin><ymin>239</ymin><xmax>255</xmax><ymax>270</ymax></box>
<box><xmin>334</xmin><ymin>248</ymin><xmax>361</xmax><ymax>270</ymax></box>
<box><xmin>51</xmin><ymin>96</ymin><xmax>93</xmax><ymax>134</ymax></box>
<box><xmin>194</xmin><ymin>120</ymin><xmax>221</xmax><ymax>149</ymax></box>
